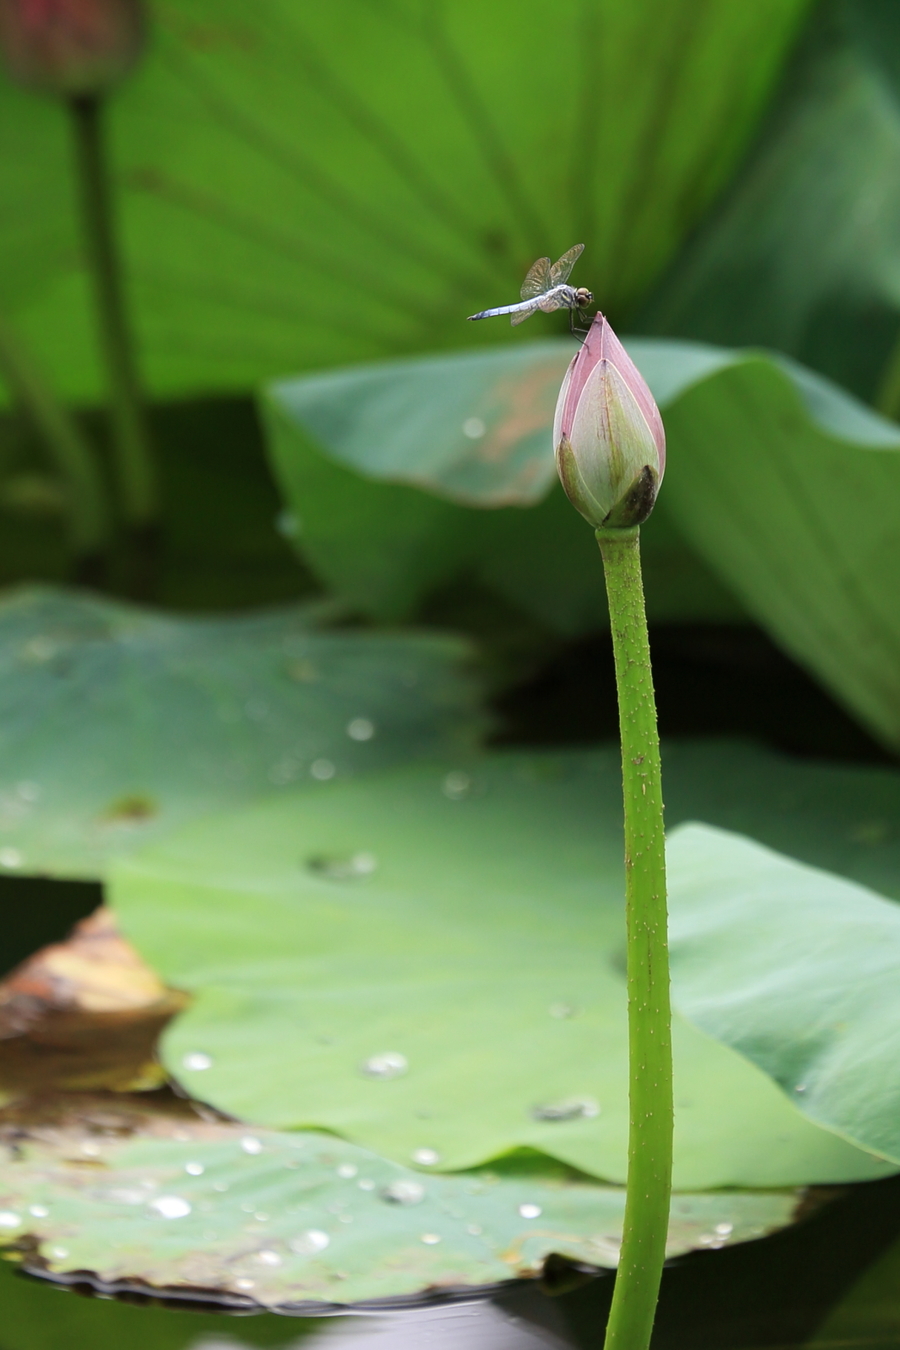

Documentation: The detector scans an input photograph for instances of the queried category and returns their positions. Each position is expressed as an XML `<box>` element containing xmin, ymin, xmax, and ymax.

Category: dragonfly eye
<box><xmin>575</xmin><ymin>288</ymin><xmax>593</xmax><ymax>306</ymax></box>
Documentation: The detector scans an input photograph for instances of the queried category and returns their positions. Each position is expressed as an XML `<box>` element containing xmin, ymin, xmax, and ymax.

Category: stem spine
<box><xmin>597</xmin><ymin>524</ymin><xmax>673</xmax><ymax>1350</ymax></box>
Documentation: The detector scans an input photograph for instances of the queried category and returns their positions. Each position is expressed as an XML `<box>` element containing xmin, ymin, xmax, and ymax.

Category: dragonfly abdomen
<box><xmin>467</xmin><ymin>299</ymin><xmax>536</xmax><ymax>321</ymax></box>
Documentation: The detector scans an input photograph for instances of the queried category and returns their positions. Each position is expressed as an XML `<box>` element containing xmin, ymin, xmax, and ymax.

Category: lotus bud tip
<box><xmin>553</xmin><ymin>312</ymin><xmax>665</xmax><ymax>531</ymax></box>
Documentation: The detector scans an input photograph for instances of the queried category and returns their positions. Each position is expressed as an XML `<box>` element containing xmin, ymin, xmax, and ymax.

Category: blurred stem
<box><xmin>0</xmin><ymin>309</ymin><xmax>111</xmax><ymax>561</ymax></box>
<box><xmin>876</xmin><ymin>330</ymin><xmax>900</xmax><ymax>421</ymax></box>
<box><xmin>67</xmin><ymin>92</ymin><xmax>158</xmax><ymax>528</ymax></box>
<box><xmin>596</xmin><ymin>525</ymin><xmax>673</xmax><ymax>1350</ymax></box>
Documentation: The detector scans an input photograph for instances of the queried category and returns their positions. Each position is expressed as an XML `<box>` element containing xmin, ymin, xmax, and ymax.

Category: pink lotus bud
<box><xmin>554</xmin><ymin>312</ymin><xmax>665</xmax><ymax>530</ymax></box>
<box><xmin>0</xmin><ymin>0</ymin><xmax>144</xmax><ymax>96</ymax></box>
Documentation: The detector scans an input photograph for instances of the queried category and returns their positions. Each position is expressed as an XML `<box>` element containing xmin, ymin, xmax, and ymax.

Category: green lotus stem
<box><xmin>596</xmin><ymin>524</ymin><xmax>673</xmax><ymax>1350</ymax></box>
<box><xmin>67</xmin><ymin>92</ymin><xmax>158</xmax><ymax>527</ymax></box>
<box><xmin>876</xmin><ymin>334</ymin><xmax>900</xmax><ymax>422</ymax></box>
<box><xmin>0</xmin><ymin>309</ymin><xmax>111</xmax><ymax>558</ymax></box>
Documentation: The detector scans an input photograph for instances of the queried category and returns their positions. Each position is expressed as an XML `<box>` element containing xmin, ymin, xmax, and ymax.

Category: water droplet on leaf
<box><xmin>420</xmin><ymin>1233</ymin><xmax>442</xmax><ymax>1245</ymax></box>
<box><xmin>380</xmin><ymin>1180</ymin><xmax>425</xmax><ymax>1206</ymax></box>
<box><xmin>290</xmin><ymin>1229</ymin><xmax>330</xmax><ymax>1254</ymax></box>
<box><xmin>149</xmin><ymin>1196</ymin><xmax>191</xmax><ymax>1219</ymax></box>
<box><xmin>241</xmin><ymin>1136</ymin><xmax>263</xmax><ymax>1154</ymax></box>
<box><xmin>442</xmin><ymin>771</ymin><xmax>471</xmax><ymax>800</ymax></box>
<box><xmin>308</xmin><ymin>851</ymin><xmax>377</xmax><ymax>880</ymax></box>
<box><xmin>360</xmin><ymin>1052</ymin><xmax>407</xmax><ymax>1079</ymax></box>
<box><xmin>256</xmin><ymin>1249</ymin><xmax>282</xmax><ymax>1266</ymax></box>
<box><xmin>275</xmin><ymin>509</ymin><xmax>300</xmax><ymax>538</ymax></box>
<box><xmin>518</xmin><ymin>1203</ymin><xmax>542</xmax><ymax>1219</ymax></box>
<box><xmin>411</xmin><ymin>1148</ymin><xmax>440</xmax><ymax>1166</ymax></box>
<box><xmin>531</xmin><ymin>1097</ymin><xmax>600</xmax><ymax>1122</ymax></box>
<box><xmin>182</xmin><ymin>1051</ymin><xmax>213</xmax><ymax>1071</ymax></box>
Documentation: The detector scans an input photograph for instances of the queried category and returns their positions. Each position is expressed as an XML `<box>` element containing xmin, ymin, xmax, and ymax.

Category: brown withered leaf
<box><xmin>0</xmin><ymin>908</ymin><xmax>187</xmax><ymax>1095</ymax></box>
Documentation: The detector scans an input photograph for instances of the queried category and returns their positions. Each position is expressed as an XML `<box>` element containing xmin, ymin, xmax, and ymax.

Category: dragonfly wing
<box><xmin>520</xmin><ymin>256</ymin><xmax>552</xmax><ymax>300</ymax></box>
<box><xmin>549</xmin><ymin>242</ymin><xmax>584</xmax><ymax>286</ymax></box>
<box><xmin>510</xmin><ymin>303</ymin><xmax>538</xmax><ymax>325</ymax></box>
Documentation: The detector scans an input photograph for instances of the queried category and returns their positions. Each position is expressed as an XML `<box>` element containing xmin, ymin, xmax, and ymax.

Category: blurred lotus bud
<box><xmin>0</xmin><ymin>0</ymin><xmax>145</xmax><ymax>96</ymax></box>
<box><xmin>554</xmin><ymin>312</ymin><xmax>665</xmax><ymax>530</ymax></box>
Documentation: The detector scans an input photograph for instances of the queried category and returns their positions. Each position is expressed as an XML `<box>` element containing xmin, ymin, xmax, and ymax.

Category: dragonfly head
<box><xmin>574</xmin><ymin>288</ymin><xmax>593</xmax><ymax>308</ymax></box>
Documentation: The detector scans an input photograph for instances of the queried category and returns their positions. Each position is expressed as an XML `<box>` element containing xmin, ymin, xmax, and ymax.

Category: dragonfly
<box><xmin>467</xmin><ymin>244</ymin><xmax>593</xmax><ymax>327</ymax></box>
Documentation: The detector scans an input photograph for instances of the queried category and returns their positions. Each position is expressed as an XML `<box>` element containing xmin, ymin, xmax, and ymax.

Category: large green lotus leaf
<box><xmin>0</xmin><ymin>587</ymin><xmax>483</xmax><ymax>881</ymax></box>
<box><xmin>0</xmin><ymin>1094</ymin><xmax>799</xmax><ymax>1311</ymax></box>
<box><xmin>262</xmin><ymin>338</ymin><xmax>900</xmax><ymax>753</ymax></box>
<box><xmin>0</xmin><ymin>0</ymin><xmax>812</xmax><ymax>403</ymax></box>
<box><xmin>111</xmin><ymin>745</ymin><xmax>900</xmax><ymax>1190</ymax></box>
<box><xmin>640</xmin><ymin>0</ymin><xmax>900</xmax><ymax>406</ymax></box>
<box><xmin>257</xmin><ymin>337</ymin><xmax>771</xmax><ymax>628</ymax></box>
<box><xmin>668</xmin><ymin>822</ymin><xmax>900</xmax><ymax>1166</ymax></box>
<box><xmin>659</xmin><ymin>354</ymin><xmax>900</xmax><ymax>750</ymax></box>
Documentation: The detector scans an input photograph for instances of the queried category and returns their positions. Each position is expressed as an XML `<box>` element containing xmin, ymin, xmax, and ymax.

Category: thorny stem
<box><xmin>68</xmin><ymin>93</ymin><xmax>158</xmax><ymax>530</ymax></box>
<box><xmin>0</xmin><ymin>309</ymin><xmax>111</xmax><ymax>563</ymax></box>
<box><xmin>596</xmin><ymin>525</ymin><xmax>673</xmax><ymax>1350</ymax></box>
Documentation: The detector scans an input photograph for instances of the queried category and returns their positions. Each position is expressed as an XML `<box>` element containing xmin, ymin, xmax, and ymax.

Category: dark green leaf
<box><xmin>808</xmin><ymin>1229</ymin><xmax>900</xmax><ymax>1349</ymax></box>
<box><xmin>640</xmin><ymin>0</ymin><xmax>900</xmax><ymax>406</ymax></box>
<box><xmin>660</xmin><ymin>353</ymin><xmax>900</xmax><ymax>749</ymax></box>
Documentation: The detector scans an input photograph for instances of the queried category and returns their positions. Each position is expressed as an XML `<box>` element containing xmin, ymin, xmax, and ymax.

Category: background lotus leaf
<box><xmin>263</xmin><ymin>338</ymin><xmax>900</xmax><ymax>752</ymax></box>
<box><xmin>0</xmin><ymin>0</ymin><xmax>812</xmax><ymax>403</ymax></box>
<box><xmin>641</xmin><ymin>0</ymin><xmax>900</xmax><ymax>409</ymax></box>
<box><xmin>0</xmin><ymin>587</ymin><xmax>483</xmax><ymax>879</ymax></box>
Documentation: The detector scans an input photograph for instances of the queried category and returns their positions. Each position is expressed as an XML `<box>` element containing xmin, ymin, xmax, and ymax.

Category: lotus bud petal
<box><xmin>554</xmin><ymin>312</ymin><xmax>665</xmax><ymax>530</ymax></box>
<box><xmin>0</xmin><ymin>0</ymin><xmax>145</xmax><ymax>96</ymax></box>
